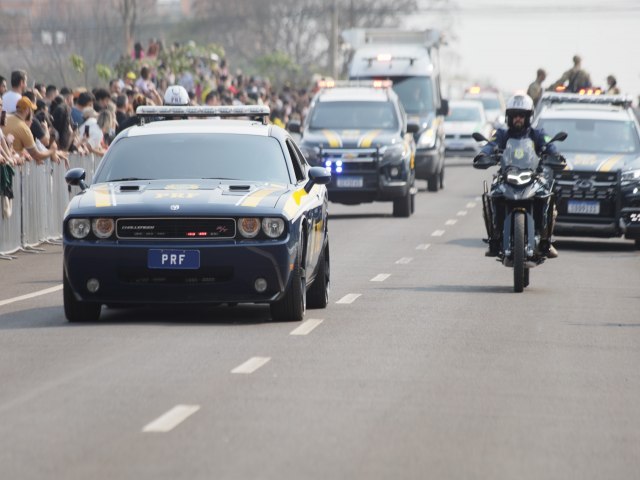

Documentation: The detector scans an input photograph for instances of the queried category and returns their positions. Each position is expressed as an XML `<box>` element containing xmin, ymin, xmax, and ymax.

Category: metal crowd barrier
<box><xmin>0</xmin><ymin>153</ymin><xmax>98</xmax><ymax>259</ymax></box>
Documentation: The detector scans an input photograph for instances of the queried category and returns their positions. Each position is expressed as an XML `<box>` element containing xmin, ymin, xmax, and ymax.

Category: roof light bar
<box><xmin>136</xmin><ymin>105</ymin><xmax>271</xmax><ymax>124</ymax></box>
<box><xmin>539</xmin><ymin>92</ymin><xmax>632</xmax><ymax>108</ymax></box>
<box><xmin>318</xmin><ymin>79</ymin><xmax>393</xmax><ymax>89</ymax></box>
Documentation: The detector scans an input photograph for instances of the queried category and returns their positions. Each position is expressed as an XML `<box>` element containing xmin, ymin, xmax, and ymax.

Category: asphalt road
<box><xmin>1</xmin><ymin>158</ymin><xmax>639</xmax><ymax>480</ymax></box>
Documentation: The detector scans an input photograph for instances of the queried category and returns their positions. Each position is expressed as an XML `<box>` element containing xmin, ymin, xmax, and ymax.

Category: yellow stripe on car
<box><xmin>94</xmin><ymin>185</ymin><xmax>112</xmax><ymax>207</ymax></box>
<box><xmin>322</xmin><ymin>130</ymin><xmax>342</xmax><ymax>148</ymax></box>
<box><xmin>240</xmin><ymin>185</ymin><xmax>283</xmax><ymax>207</ymax></box>
<box><xmin>358</xmin><ymin>130</ymin><xmax>381</xmax><ymax>148</ymax></box>
<box><xmin>283</xmin><ymin>187</ymin><xmax>309</xmax><ymax>217</ymax></box>
<box><xmin>597</xmin><ymin>155</ymin><xmax>623</xmax><ymax>172</ymax></box>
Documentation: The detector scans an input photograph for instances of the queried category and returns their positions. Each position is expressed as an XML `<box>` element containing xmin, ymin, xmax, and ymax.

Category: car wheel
<box><xmin>635</xmin><ymin>239</ymin><xmax>640</xmax><ymax>250</ymax></box>
<box><xmin>270</xmin><ymin>247</ymin><xmax>306</xmax><ymax>321</ymax></box>
<box><xmin>439</xmin><ymin>164</ymin><xmax>445</xmax><ymax>189</ymax></box>
<box><xmin>306</xmin><ymin>240</ymin><xmax>330</xmax><ymax>309</ymax></box>
<box><xmin>393</xmin><ymin>188</ymin><xmax>412</xmax><ymax>217</ymax></box>
<box><xmin>63</xmin><ymin>273</ymin><xmax>101</xmax><ymax>322</ymax></box>
<box><xmin>426</xmin><ymin>173</ymin><xmax>439</xmax><ymax>192</ymax></box>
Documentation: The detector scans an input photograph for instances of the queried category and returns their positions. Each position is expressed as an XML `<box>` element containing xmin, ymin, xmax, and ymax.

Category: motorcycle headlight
<box><xmin>417</xmin><ymin>128</ymin><xmax>436</xmax><ymax>148</ymax></box>
<box><xmin>91</xmin><ymin>218</ymin><xmax>115</xmax><ymax>239</ymax></box>
<box><xmin>506</xmin><ymin>170</ymin><xmax>534</xmax><ymax>186</ymax></box>
<box><xmin>68</xmin><ymin>218</ymin><xmax>90</xmax><ymax>239</ymax></box>
<box><xmin>621</xmin><ymin>168</ymin><xmax>640</xmax><ymax>183</ymax></box>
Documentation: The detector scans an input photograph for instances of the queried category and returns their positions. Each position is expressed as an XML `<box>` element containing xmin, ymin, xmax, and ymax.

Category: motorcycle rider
<box><xmin>474</xmin><ymin>93</ymin><xmax>561</xmax><ymax>258</ymax></box>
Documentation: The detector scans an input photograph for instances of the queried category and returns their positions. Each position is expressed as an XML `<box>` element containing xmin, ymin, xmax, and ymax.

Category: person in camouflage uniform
<box><xmin>550</xmin><ymin>55</ymin><xmax>591</xmax><ymax>93</ymax></box>
<box><xmin>527</xmin><ymin>68</ymin><xmax>546</xmax><ymax>105</ymax></box>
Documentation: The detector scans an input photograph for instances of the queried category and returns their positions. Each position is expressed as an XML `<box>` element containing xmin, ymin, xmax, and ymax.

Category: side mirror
<box><xmin>305</xmin><ymin>166</ymin><xmax>331</xmax><ymax>193</ymax></box>
<box><xmin>473</xmin><ymin>156</ymin><xmax>496</xmax><ymax>170</ymax></box>
<box><xmin>65</xmin><ymin>168</ymin><xmax>89</xmax><ymax>191</ymax></box>
<box><xmin>437</xmin><ymin>98</ymin><xmax>449</xmax><ymax>117</ymax></box>
<box><xmin>406</xmin><ymin>120</ymin><xmax>420</xmax><ymax>135</ymax></box>
<box><xmin>472</xmin><ymin>132</ymin><xmax>490</xmax><ymax>143</ymax></box>
<box><xmin>548</xmin><ymin>131</ymin><xmax>568</xmax><ymax>143</ymax></box>
<box><xmin>543</xmin><ymin>154</ymin><xmax>567</xmax><ymax>172</ymax></box>
<box><xmin>287</xmin><ymin>120</ymin><xmax>301</xmax><ymax>134</ymax></box>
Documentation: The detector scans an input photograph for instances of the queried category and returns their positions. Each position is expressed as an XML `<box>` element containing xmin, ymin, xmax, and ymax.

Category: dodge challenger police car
<box><xmin>63</xmin><ymin>105</ymin><xmax>331</xmax><ymax>322</ymax></box>
<box><xmin>534</xmin><ymin>92</ymin><xmax>640</xmax><ymax>248</ymax></box>
<box><xmin>289</xmin><ymin>80</ymin><xmax>419</xmax><ymax>217</ymax></box>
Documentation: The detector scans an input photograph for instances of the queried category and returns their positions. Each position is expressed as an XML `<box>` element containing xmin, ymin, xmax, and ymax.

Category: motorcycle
<box><xmin>472</xmin><ymin>131</ymin><xmax>567</xmax><ymax>292</ymax></box>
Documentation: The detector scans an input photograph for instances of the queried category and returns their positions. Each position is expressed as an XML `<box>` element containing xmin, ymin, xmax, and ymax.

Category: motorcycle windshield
<box><xmin>501</xmin><ymin>138</ymin><xmax>538</xmax><ymax>170</ymax></box>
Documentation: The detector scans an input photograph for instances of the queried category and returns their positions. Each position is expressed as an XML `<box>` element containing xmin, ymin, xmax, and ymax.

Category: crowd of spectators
<box><xmin>0</xmin><ymin>41</ymin><xmax>318</xmax><ymax>171</ymax></box>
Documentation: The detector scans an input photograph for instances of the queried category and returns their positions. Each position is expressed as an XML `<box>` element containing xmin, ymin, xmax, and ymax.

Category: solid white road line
<box><xmin>231</xmin><ymin>357</ymin><xmax>271</xmax><ymax>374</ymax></box>
<box><xmin>290</xmin><ymin>319</ymin><xmax>324</xmax><ymax>336</ymax></box>
<box><xmin>0</xmin><ymin>285</ymin><xmax>63</xmax><ymax>308</ymax></box>
<box><xmin>416</xmin><ymin>244</ymin><xmax>431</xmax><ymax>250</ymax></box>
<box><xmin>431</xmin><ymin>230</ymin><xmax>445</xmax><ymax>237</ymax></box>
<box><xmin>395</xmin><ymin>257</ymin><xmax>413</xmax><ymax>264</ymax></box>
<box><xmin>336</xmin><ymin>294</ymin><xmax>361</xmax><ymax>304</ymax></box>
<box><xmin>466</xmin><ymin>202</ymin><xmax>477</xmax><ymax>208</ymax></box>
<box><xmin>457</xmin><ymin>210</ymin><xmax>468</xmax><ymax>216</ymax></box>
<box><xmin>445</xmin><ymin>219</ymin><xmax>457</xmax><ymax>226</ymax></box>
<box><xmin>370</xmin><ymin>274</ymin><xmax>391</xmax><ymax>282</ymax></box>
<box><xmin>142</xmin><ymin>405</ymin><xmax>200</xmax><ymax>433</ymax></box>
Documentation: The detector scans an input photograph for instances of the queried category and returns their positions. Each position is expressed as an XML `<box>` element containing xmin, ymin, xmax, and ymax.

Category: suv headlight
<box><xmin>68</xmin><ymin>218</ymin><xmax>90</xmax><ymax>239</ymax></box>
<box><xmin>382</xmin><ymin>144</ymin><xmax>405</xmax><ymax>162</ymax></box>
<box><xmin>417</xmin><ymin>128</ymin><xmax>436</xmax><ymax>148</ymax></box>
<box><xmin>621</xmin><ymin>168</ymin><xmax>640</xmax><ymax>183</ymax></box>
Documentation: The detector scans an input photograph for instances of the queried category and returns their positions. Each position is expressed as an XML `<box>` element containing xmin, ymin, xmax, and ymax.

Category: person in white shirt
<box><xmin>2</xmin><ymin>70</ymin><xmax>27</xmax><ymax>114</ymax></box>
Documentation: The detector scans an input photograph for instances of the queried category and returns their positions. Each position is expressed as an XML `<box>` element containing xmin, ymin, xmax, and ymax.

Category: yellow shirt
<box><xmin>2</xmin><ymin>114</ymin><xmax>35</xmax><ymax>153</ymax></box>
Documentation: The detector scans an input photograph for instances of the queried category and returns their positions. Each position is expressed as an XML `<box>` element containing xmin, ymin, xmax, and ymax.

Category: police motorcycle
<box><xmin>472</xmin><ymin>131</ymin><xmax>567</xmax><ymax>292</ymax></box>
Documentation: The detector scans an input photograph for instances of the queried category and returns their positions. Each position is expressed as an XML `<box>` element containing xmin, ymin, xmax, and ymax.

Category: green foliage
<box><xmin>70</xmin><ymin>54</ymin><xmax>85</xmax><ymax>74</ymax></box>
<box><xmin>253</xmin><ymin>52</ymin><xmax>302</xmax><ymax>89</ymax></box>
<box><xmin>96</xmin><ymin>64</ymin><xmax>112</xmax><ymax>84</ymax></box>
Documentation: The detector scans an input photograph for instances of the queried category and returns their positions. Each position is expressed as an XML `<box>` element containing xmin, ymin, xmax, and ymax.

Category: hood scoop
<box><xmin>228</xmin><ymin>185</ymin><xmax>252</xmax><ymax>191</ymax></box>
<box><xmin>118</xmin><ymin>185</ymin><xmax>142</xmax><ymax>192</ymax></box>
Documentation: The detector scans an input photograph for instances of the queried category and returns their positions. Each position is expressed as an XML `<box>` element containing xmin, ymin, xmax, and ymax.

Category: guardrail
<box><xmin>0</xmin><ymin>153</ymin><xmax>99</xmax><ymax>259</ymax></box>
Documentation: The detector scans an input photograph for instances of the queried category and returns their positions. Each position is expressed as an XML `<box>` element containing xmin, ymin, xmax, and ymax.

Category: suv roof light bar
<box><xmin>317</xmin><ymin>79</ymin><xmax>393</xmax><ymax>89</ymax></box>
<box><xmin>539</xmin><ymin>92</ymin><xmax>633</xmax><ymax>108</ymax></box>
<box><xmin>136</xmin><ymin>105</ymin><xmax>271</xmax><ymax>125</ymax></box>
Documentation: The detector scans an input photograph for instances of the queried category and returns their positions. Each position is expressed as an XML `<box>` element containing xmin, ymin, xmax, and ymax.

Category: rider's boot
<box><xmin>485</xmin><ymin>239</ymin><xmax>500</xmax><ymax>257</ymax></box>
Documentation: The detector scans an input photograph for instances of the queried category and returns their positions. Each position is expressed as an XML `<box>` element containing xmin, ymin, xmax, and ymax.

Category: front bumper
<box><xmin>621</xmin><ymin>207</ymin><xmax>640</xmax><ymax>239</ymax></box>
<box><xmin>444</xmin><ymin>138</ymin><xmax>480</xmax><ymax>157</ymax></box>
<box><xmin>414</xmin><ymin>146</ymin><xmax>443</xmax><ymax>179</ymax></box>
<box><xmin>328</xmin><ymin>173</ymin><xmax>411</xmax><ymax>204</ymax></box>
<box><xmin>63</xmin><ymin>239</ymin><xmax>295</xmax><ymax>305</ymax></box>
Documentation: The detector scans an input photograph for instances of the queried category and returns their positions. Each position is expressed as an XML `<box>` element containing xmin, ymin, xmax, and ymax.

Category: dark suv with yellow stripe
<box><xmin>292</xmin><ymin>83</ymin><xmax>419</xmax><ymax>217</ymax></box>
<box><xmin>534</xmin><ymin>93</ymin><xmax>640</xmax><ymax>247</ymax></box>
<box><xmin>62</xmin><ymin>106</ymin><xmax>331</xmax><ymax>322</ymax></box>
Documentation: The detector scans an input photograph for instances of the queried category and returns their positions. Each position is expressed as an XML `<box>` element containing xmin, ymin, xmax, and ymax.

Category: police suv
<box><xmin>533</xmin><ymin>92</ymin><xmax>640</xmax><ymax>247</ymax></box>
<box><xmin>290</xmin><ymin>80</ymin><xmax>419</xmax><ymax>217</ymax></box>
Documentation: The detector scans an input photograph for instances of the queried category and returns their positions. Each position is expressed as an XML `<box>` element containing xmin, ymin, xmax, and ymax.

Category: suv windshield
<box><xmin>391</xmin><ymin>76</ymin><xmax>435</xmax><ymax>115</ymax></box>
<box><xmin>308</xmin><ymin>101</ymin><xmax>398</xmax><ymax>130</ymax></box>
<box><xmin>95</xmin><ymin>134</ymin><xmax>291</xmax><ymax>183</ymax></box>
<box><xmin>537</xmin><ymin>118</ymin><xmax>640</xmax><ymax>154</ymax></box>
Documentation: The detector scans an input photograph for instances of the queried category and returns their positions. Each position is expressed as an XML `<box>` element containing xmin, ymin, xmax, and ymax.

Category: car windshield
<box><xmin>447</xmin><ymin>105</ymin><xmax>482</xmax><ymax>122</ymax></box>
<box><xmin>391</xmin><ymin>76</ymin><xmax>435</xmax><ymax>115</ymax></box>
<box><xmin>537</xmin><ymin>118</ymin><xmax>640</xmax><ymax>154</ymax></box>
<box><xmin>308</xmin><ymin>101</ymin><xmax>398</xmax><ymax>130</ymax></box>
<box><xmin>94</xmin><ymin>133</ymin><xmax>291</xmax><ymax>183</ymax></box>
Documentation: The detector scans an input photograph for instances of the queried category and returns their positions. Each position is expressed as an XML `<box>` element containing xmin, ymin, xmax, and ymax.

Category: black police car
<box><xmin>290</xmin><ymin>81</ymin><xmax>419</xmax><ymax>217</ymax></box>
<box><xmin>63</xmin><ymin>106</ymin><xmax>331</xmax><ymax>322</ymax></box>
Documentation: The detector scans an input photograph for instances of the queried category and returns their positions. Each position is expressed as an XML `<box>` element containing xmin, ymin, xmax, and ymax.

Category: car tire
<box><xmin>393</xmin><ymin>189</ymin><xmax>412</xmax><ymax>217</ymax></box>
<box><xmin>63</xmin><ymin>273</ymin><xmax>101</xmax><ymax>322</ymax></box>
<box><xmin>426</xmin><ymin>173</ymin><xmax>439</xmax><ymax>192</ymax></box>
<box><xmin>270</xmin><ymin>247</ymin><xmax>306</xmax><ymax>321</ymax></box>
<box><xmin>635</xmin><ymin>239</ymin><xmax>640</xmax><ymax>250</ymax></box>
<box><xmin>439</xmin><ymin>164</ymin><xmax>445</xmax><ymax>189</ymax></box>
<box><xmin>306</xmin><ymin>240</ymin><xmax>330</xmax><ymax>309</ymax></box>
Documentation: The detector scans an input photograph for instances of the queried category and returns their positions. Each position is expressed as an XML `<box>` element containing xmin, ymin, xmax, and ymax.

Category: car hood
<box><xmin>444</xmin><ymin>121</ymin><xmax>483</xmax><ymax>135</ymax></box>
<box><xmin>71</xmin><ymin>180</ymin><xmax>291</xmax><ymax>215</ymax></box>
<box><xmin>302</xmin><ymin>128</ymin><xmax>398</xmax><ymax>149</ymax></box>
<box><xmin>562</xmin><ymin>152</ymin><xmax>640</xmax><ymax>172</ymax></box>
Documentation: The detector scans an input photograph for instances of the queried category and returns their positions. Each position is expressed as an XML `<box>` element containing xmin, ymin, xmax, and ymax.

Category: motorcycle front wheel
<box><xmin>513</xmin><ymin>211</ymin><xmax>526</xmax><ymax>293</ymax></box>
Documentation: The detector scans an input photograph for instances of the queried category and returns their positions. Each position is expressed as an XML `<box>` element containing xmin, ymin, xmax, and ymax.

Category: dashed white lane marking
<box><xmin>457</xmin><ymin>210</ymin><xmax>467</xmax><ymax>216</ymax></box>
<box><xmin>431</xmin><ymin>230</ymin><xmax>445</xmax><ymax>237</ymax></box>
<box><xmin>290</xmin><ymin>319</ymin><xmax>324</xmax><ymax>336</ymax></box>
<box><xmin>416</xmin><ymin>244</ymin><xmax>431</xmax><ymax>250</ymax></box>
<box><xmin>445</xmin><ymin>219</ymin><xmax>457</xmax><ymax>226</ymax></box>
<box><xmin>142</xmin><ymin>405</ymin><xmax>200</xmax><ymax>433</ymax></box>
<box><xmin>466</xmin><ymin>202</ymin><xmax>477</xmax><ymax>208</ymax></box>
<box><xmin>371</xmin><ymin>274</ymin><xmax>391</xmax><ymax>282</ymax></box>
<box><xmin>475</xmin><ymin>196</ymin><xmax>481</xmax><ymax>201</ymax></box>
<box><xmin>231</xmin><ymin>357</ymin><xmax>271</xmax><ymax>374</ymax></box>
<box><xmin>0</xmin><ymin>285</ymin><xmax>62</xmax><ymax>308</ymax></box>
<box><xmin>336</xmin><ymin>294</ymin><xmax>361</xmax><ymax>304</ymax></box>
<box><xmin>395</xmin><ymin>257</ymin><xmax>413</xmax><ymax>264</ymax></box>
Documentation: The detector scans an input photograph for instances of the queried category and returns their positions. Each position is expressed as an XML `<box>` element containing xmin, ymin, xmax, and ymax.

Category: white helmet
<box><xmin>505</xmin><ymin>93</ymin><xmax>534</xmax><ymax>130</ymax></box>
<box><xmin>163</xmin><ymin>85</ymin><xmax>190</xmax><ymax>106</ymax></box>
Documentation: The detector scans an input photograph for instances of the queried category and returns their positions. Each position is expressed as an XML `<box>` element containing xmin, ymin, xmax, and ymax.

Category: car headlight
<box><xmin>621</xmin><ymin>168</ymin><xmax>640</xmax><ymax>183</ymax></box>
<box><xmin>417</xmin><ymin>128</ymin><xmax>436</xmax><ymax>148</ymax></box>
<box><xmin>238</xmin><ymin>217</ymin><xmax>260</xmax><ymax>238</ymax></box>
<box><xmin>68</xmin><ymin>218</ymin><xmax>91</xmax><ymax>239</ymax></box>
<box><xmin>382</xmin><ymin>144</ymin><xmax>405</xmax><ymax>162</ymax></box>
<box><xmin>92</xmin><ymin>218</ymin><xmax>115</xmax><ymax>239</ymax></box>
<box><xmin>262</xmin><ymin>218</ymin><xmax>285</xmax><ymax>238</ymax></box>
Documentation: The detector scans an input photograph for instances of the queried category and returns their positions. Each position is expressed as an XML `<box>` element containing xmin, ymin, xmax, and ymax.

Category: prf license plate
<box><xmin>567</xmin><ymin>200</ymin><xmax>600</xmax><ymax>215</ymax></box>
<box><xmin>148</xmin><ymin>249</ymin><xmax>200</xmax><ymax>269</ymax></box>
<box><xmin>336</xmin><ymin>176</ymin><xmax>364</xmax><ymax>188</ymax></box>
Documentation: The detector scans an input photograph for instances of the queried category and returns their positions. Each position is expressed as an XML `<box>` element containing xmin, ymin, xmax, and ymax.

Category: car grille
<box><xmin>117</xmin><ymin>266</ymin><xmax>234</xmax><ymax>284</ymax></box>
<box><xmin>321</xmin><ymin>148</ymin><xmax>381</xmax><ymax>174</ymax></box>
<box><xmin>116</xmin><ymin>218</ymin><xmax>236</xmax><ymax>240</ymax></box>
<box><xmin>445</xmin><ymin>134</ymin><xmax>473</xmax><ymax>140</ymax></box>
<box><xmin>554</xmin><ymin>170</ymin><xmax>620</xmax><ymax>217</ymax></box>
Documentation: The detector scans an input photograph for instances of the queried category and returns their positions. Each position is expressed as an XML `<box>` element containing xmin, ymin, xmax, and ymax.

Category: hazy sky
<box><xmin>405</xmin><ymin>0</ymin><xmax>640</xmax><ymax>101</ymax></box>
